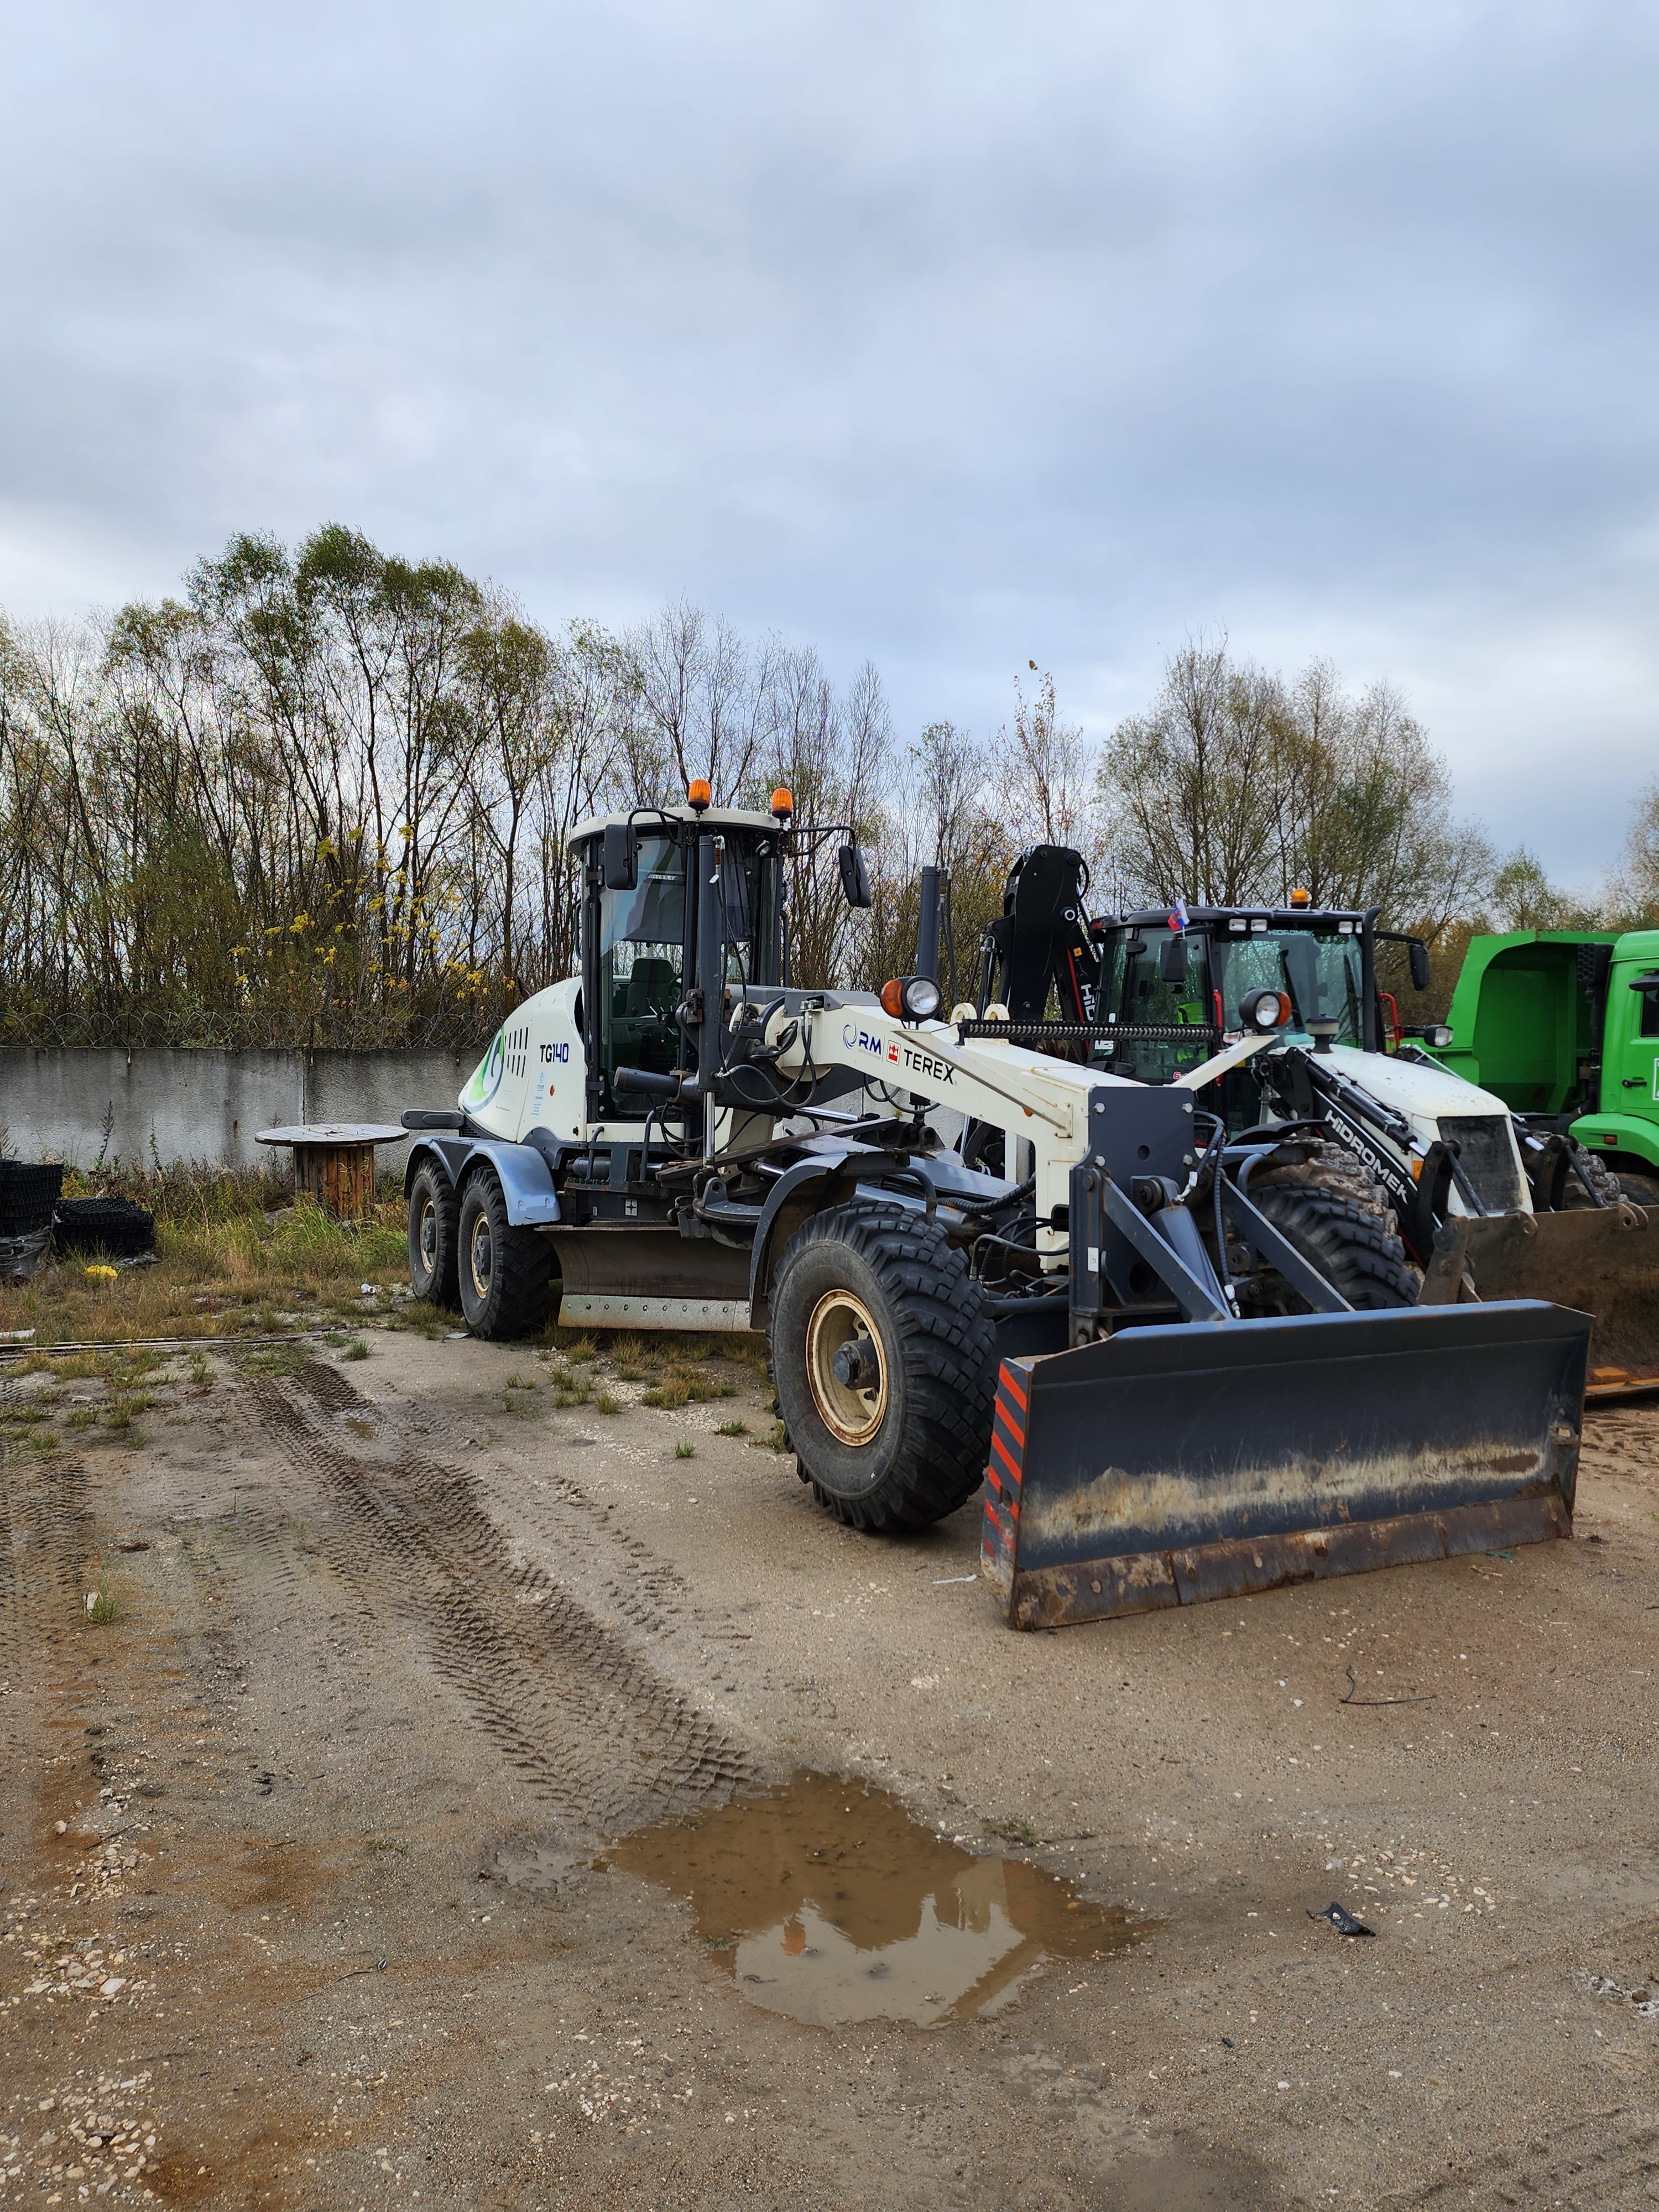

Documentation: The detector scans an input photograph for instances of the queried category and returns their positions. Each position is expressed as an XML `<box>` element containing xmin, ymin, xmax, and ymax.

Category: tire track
<box><xmin>243</xmin><ymin>1375</ymin><xmax>756</xmax><ymax>1838</ymax></box>
<box><xmin>0</xmin><ymin>1442</ymin><xmax>93</xmax><ymax>1680</ymax></box>
<box><xmin>1383</xmin><ymin>2107</ymin><xmax>1659</xmax><ymax>2209</ymax></box>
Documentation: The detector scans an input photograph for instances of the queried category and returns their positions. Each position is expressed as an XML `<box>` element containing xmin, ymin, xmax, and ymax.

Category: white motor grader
<box><xmin>400</xmin><ymin>792</ymin><xmax>1589</xmax><ymax>1629</ymax></box>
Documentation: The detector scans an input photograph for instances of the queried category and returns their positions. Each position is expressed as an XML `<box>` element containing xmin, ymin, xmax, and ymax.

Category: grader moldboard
<box><xmin>400</xmin><ymin>795</ymin><xmax>1589</xmax><ymax>1631</ymax></box>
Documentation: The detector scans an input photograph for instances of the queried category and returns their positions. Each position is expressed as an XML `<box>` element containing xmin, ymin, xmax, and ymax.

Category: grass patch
<box><xmin>641</xmin><ymin>1364</ymin><xmax>738</xmax><ymax>1409</ymax></box>
<box><xmin>594</xmin><ymin>1390</ymin><xmax>622</xmax><ymax>1416</ymax></box>
<box><xmin>982</xmin><ymin>1817</ymin><xmax>1038</xmax><ymax>1844</ymax></box>
<box><xmin>343</xmin><ymin>1338</ymin><xmax>370</xmax><ymax>1361</ymax></box>
<box><xmin>674</xmin><ymin>1439</ymin><xmax>697</xmax><ymax>1459</ymax></box>
<box><xmin>715</xmin><ymin>1418</ymin><xmax>749</xmax><ymax>1437</ymax></box>
<box><xmin>236</xmin><ymin>1344</ymin><xmax>310</xmax><ymax>1378</ymax></box>
<box><xmin>0</xmin><ymin>1166</ymin><xmax>409</xmax><ymax>1352</ymax></box>
<box><xmin>762</xmin><ymin>1420</ymin><xmax>790</xmax><ymax>1453</ymax></box>
<box><xmin>85</xmin><ymin>1575</ymin><xmax>118</xmax><ymax>1626</ymax></box>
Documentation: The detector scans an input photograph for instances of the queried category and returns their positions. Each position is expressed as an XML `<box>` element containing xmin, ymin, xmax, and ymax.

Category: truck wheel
<box><xmin>457</xmin><ymin>1173</ymin><xmax>554</xmax><ymax>1340</ymax></box>
<box><xmin>768</xmin><ymin>1203</ymin><xmax>998</xmax><ymax>1533</ymax></box>
<box><xmin>407</xmin><ymin>1160</ymin><xmax>460</xmax><ymax>1309</ymax></box>
<box><xmin>1238</xmin><ymin>1181</ymin><xmax>1416</xmax><ymax>1314</ymax></box>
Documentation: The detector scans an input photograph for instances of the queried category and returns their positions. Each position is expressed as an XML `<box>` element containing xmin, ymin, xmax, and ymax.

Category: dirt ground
<box><xmin>4</xmin><ymin>1327</ymin><xmax>1659</xmax><ymax>2210</ymax></box>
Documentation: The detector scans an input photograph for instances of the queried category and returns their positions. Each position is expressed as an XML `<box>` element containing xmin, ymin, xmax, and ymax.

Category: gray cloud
<box><xmin>2</xmin><ymin>0</ymin><xmax>1655</xmax><ymax>882</ymax></box>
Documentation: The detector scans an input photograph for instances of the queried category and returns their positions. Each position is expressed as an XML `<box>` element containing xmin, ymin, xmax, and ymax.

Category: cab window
<box><xmin>1110</xmin><ymin>927</ymin><xmax>1212</xmax><ymax>1082</ymax></box>
<box><xmin>1212</xmin><ymin>928</ymin><xmax>1365</xmax><ymax>1045</ymax></box>
<box><xmin>598</xmin><ymin>835</ymin><xmax>686</xmax><ymax>1113</ymax></box>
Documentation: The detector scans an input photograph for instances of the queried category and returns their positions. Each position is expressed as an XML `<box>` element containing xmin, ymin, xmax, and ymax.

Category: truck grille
<box><xmin>1439</xmin><ymin>1113</ymin><xmax>1526</xmax><ymax>1214</ymax></box>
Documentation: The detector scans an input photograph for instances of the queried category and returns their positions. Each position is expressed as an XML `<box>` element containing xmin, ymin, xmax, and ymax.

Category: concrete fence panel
<box><xmin>0</xmin><ymin>1047</ymin><xmax>482</xmax><ymax>1171</ymax></box>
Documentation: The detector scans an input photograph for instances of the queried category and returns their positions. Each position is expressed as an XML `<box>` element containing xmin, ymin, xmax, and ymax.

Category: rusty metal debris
<box><xmin>1339</xmin><ymin>1666</ymin><xmax>1435</xmax><ymax>1708</ymax></box>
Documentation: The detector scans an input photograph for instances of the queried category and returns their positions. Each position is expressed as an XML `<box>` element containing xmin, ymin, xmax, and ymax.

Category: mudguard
<box><xmin>404</xmin><ymin>1135</ymin><xmax>561</xmax><ymax>1228</ymax></box>
<box><xmin>745</xmin><ymin>1145</ymin><xmax>1016</xmax><ymax>1322</ymax></box>
<box><xmin>981</xmin><ymin>1300</ymin><xmax>1590</xmax><ymax>1629</ymax></box>
<box><xmin>1420</xmin><ymin>1203</ymin><xmax>1658</xmax><ymax>1397</ymax></box>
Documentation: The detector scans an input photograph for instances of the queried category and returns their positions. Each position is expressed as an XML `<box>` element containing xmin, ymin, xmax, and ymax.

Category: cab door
<box><xmin>584</xmin><ymin>832</ymin><xmax>690</xmax><ymax>1120</ymax></box>
<box><xmin>1603</xmin><ymin>952</ymin><xmax>1659</xmax><ymax>1123</ymax></box>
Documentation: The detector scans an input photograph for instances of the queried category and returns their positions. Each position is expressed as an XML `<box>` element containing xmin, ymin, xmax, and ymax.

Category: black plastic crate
<box><xmin>53</xmin><ymin>1196</ymin><xmax>156</xmax><ymax>1259</ymax></box>
<box><xmin>0</xmin><ymin>1161</ymin><xmax>65</xmax><ymax>1238</ymax></box>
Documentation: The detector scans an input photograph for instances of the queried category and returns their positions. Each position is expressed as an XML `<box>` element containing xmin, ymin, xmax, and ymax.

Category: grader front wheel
<box><xmin>768</xmin><ymin>1203</ymin><xmax>998</xmax><ymax>1532</ymax></box>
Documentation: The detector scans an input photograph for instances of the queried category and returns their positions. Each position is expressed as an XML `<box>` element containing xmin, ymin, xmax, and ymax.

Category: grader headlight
<box><xmin>881</xmin><ymin>974</ymin><xmax>943</xmax><ymax>1023</ymax></box>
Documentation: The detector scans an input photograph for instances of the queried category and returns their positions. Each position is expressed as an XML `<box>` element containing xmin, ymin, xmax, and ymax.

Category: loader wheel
<box><xmin>456</xmin><ymin>1172</ymin><xmax>555</xmax><ymax>1340</ymax></box>
<box><xmin>1236</xmin><ymin>1181</ymin><xmax>1416</xmax><ymax>1316</ymax></box>
<box><xmin>768</xmin><ymin>1203</ymin><xmax>998</xmax><ymax>1533</ymax></box>
<box><xmin>1616</xmin><ymin>1171</ymin><xmax>1659</xmax><ymax>1209</ymax></box>
<box><xmin>407</xmin><ymin>1160</ymin><xmax>460</xmax><ymax>1310</ymax></box>
<box><xmin>1561</xmin><ymin>1142</ymin><xmax>1624</xmax><ymax>1208</ymax></box>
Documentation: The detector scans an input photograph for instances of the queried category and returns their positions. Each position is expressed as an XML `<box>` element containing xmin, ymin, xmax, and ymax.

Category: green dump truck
<box><xmin>1437</xmin><ymin>928</ymin><xmax>1659</xmax><ymax>1205</ymax></box>
<box><xmin>1435</xmin><ymin>928</ymin><xmax>1659</xmax><ymax>1392</ymax></box>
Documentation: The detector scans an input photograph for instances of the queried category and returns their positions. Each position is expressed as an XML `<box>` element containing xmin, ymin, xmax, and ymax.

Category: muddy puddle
<box><xmin>608</xmin><ymin>1770</ymin><xmax>1144</xmax><ymax>2027</ymax></box>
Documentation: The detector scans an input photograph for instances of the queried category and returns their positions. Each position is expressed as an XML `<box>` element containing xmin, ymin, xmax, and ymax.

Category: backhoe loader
<box><xmin>399</xmin><ymin>794</ymin><xmax>1588</xmax><ymax>1630</ymax></box>
<box><xmin>979</xmin><ymin>849</ymin><xmax>1656</xmax><ymax>1407</ymax></box>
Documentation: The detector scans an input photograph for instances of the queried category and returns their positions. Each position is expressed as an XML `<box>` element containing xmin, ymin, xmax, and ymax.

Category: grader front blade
<box><xmin>980</xmin><ymin>1301</ymin><xmax>1589</xmax><ymax>1630</ymax></box>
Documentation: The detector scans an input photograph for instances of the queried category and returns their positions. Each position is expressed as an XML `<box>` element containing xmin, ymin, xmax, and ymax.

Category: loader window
<box><xmin>1213</xmin><ymin>929</ymin><xmax>1365</xmax><ymax>1045</ymax></box>
<box><xmin>1112</xmin><ymin>928</ymin><xmax>1213</xmax><ymax>1083</ymax></box>
<box><xmin>598</xmin><ymin>834</ymin><xmax>686</xmax><ymax>1113</ymax></box>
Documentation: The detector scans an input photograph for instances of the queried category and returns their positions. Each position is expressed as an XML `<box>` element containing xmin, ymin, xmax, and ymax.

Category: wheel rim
<box><xmin>418</xmin><ymin>1197</ymin><xmax>437</xmax><ymax>1269</ymax></box>
<box><xmin>804</xmin><ymin>1289</ymin><xmax>888</xmax><ymax>1446</ymax></box>
<box><xmin>468</xmin><ymin>1212</ymin><xmax>493</xmax><ymax>1303</ymax></box>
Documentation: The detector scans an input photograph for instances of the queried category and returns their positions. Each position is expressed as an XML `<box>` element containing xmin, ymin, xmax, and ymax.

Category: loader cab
<box><xmin>572</xmin><ymin>806</ymin><xmax>787</xmax><ymax>1121</ymax></box>
<box><xmin>1097</xmin><ymin>906</ymin><xmax>1374</xmax><ymax>1084</ymax></box>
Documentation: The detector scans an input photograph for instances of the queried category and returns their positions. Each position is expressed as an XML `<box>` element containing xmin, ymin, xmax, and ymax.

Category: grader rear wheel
<box><xmin>456</xmin><ymin>1172</ymin><xmax>555</xmax><ymax>1340</ymax></box>
<box><xmin>406</xmin><ymin>1160</ymin><xmax>460</xmax><ymax>1310</ymax></box>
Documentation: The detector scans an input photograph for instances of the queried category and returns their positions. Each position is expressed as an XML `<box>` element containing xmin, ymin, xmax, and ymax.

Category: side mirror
<box><xmin>602</xmin><ymin>822</ymin><xmax>638</xmax><ymax>891</ymax></box>
<box><xmin>1159</xmin><ymin>935</ymin><xmax>1188</xmax><ymax>984</ymax></box>
<box><xmin>838</xmin><ymin>842</ymin><xmax>873</xmax><ymax>910</ymax></box>
<box><xmin>1408</xmin><ymin>938</ymin><xmax>1431</xmax><ymax>992</ymax></box>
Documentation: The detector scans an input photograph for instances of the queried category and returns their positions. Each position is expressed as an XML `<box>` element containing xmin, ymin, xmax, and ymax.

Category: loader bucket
<box><xmin>980</xmin><ymin>1301</ymin><xmax>1589</xmax><ymax>1630</ymax></box>
<box><xmin>1420</xmin><ymin>1205</ymin><xmax>1659</xmax><ymax>1401</ymax></box>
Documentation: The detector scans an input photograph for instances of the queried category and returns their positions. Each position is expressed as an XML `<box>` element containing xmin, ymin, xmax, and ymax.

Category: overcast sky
<box><xmin>2</xmin><ymin>1</ymin><xmax>1655</xmax><ymax>887</ymax></box>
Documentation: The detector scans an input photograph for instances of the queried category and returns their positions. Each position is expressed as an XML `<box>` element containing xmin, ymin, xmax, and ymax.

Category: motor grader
<box><xmin>399</xmin><ymin>794</ymin><xmax>1589</xmax><ymax>1630</ymax></box>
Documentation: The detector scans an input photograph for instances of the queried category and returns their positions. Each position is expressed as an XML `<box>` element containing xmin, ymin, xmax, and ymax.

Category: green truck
<box><xmin>1433</xmin><ymin>927</ymin><xmax>1659</xmax><ymax>1393</ymax></box>
<box><xmin>1436</xmin><ymin>928</ymin><xmax>1659</xmax><ymax>1207</ymax></box>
